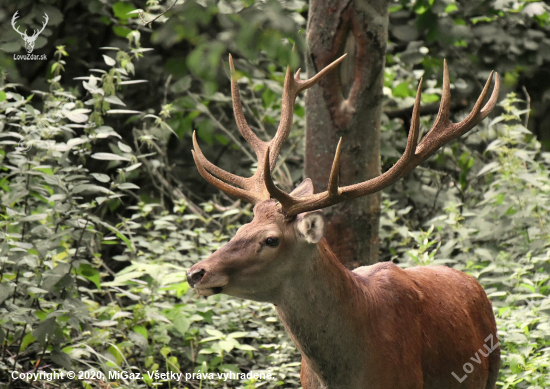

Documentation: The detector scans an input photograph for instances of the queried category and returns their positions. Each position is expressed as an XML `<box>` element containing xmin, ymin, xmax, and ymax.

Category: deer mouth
<box><xmin>195</xmin><ymin>286</ymin><xmax>224</xmax><ymax>296</ymax></box>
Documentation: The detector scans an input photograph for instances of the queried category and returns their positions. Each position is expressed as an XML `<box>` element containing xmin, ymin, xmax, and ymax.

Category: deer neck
<box><xmin>274</xmin><ymin>239</ymin><xmax>370</xmax><ymax>386</ymax></box>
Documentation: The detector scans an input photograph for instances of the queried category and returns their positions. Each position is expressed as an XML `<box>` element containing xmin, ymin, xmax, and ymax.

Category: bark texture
<box><xmin>305</xmin><ymin>0</ymin><xmax>391</xmax><ymax>267</ymax></box>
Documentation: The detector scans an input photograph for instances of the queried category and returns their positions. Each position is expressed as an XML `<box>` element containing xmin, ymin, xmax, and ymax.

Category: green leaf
<box><xmin>117</xmin><ymin>182</ymin><xmax>140</xmax><ymax>190</ymax></box>
<box><xmin>173</xmin><ymin>314</ymin><xmax>191</xmax><ymax>336</ymax></box>
<box><xmin>160</xmin><ymin>281</ymin><xmax>189</xmax><ymax>298</ymax></box>
<box><xmin>21</xmin><ymin>213</ymin><xmax>48</xmax><ymax>222</ymax></box>
<box><xmin>98</xmin><ymin>220</ymin><xmax>134</xmax><ymax>253</ymax></box>
<box><xmin>445</xmin><ymin>4</ymin><xmax>458</xmax><ymax>13</ymax></box>
<box><xmin>64</xmin><ymin>109</ymin><xmax>91</xmax><ymax>123</ymax></box>
<box><xmin>0</xmin><ymin>284</ymin><xmax>10</xmax><ymax>304</ymax></box>
<box><xmin>91</xmin><ymin>173</ymin><xmax>111</xmax><ymax>183</ymax></box>
<box><xmin>51</xmin><ymin>349</ymin><xmax>72</xmax><ymax>370</ymax></box>
<box><xmin>20</xmin><ymin>333</ymin><xmax>36</xmax><ymax>352</ymax></box>
<box><xmin>133</xmin><ymin>326</ymin><xmax>148</xmax><ymax>340</ymax></box>
<box><xmin>205</xmin><ymin>328</ymin><xmax>225</xmax><ymax>338</ymax></box>
<box><xmin>219</xmin><ymin>364</ymin><xmax>241</xmax><ymax>373</ymax></box>
<box><xmin>227</xmin><ymin>331</ymin><xmax>248</xmax><ymax>339</ymax></box>
<box><xmin>218</xmin><ymin>339</ymin><xmax>235</xmax><ymax>352</ymax></box>
<box><xmin>108</xmin><ymin>345</ymin><xmax>124</xmax><ymax>365</ymax></box>
<box><xmin>118</xmin><ymin>141</ymin><xmax>132</xmax><ymax>153</ymax></box>
<box><xmin>76</xmin><ymin>263</ymin><xmax>101</xmax><ymax>289</ymax></box>
<box><xmin>236</xmin><ymin>344</ymin><xmax>256</xmax><ymax>351</ymax></box>
<box><xmin>112</xmin><ymin>2</ymin><xmax>137</xmax><ymax>20</ymax></box>
<box><xmin>33</xmin><ymin>317</ymin><xmax>56</xmax><ymax>345</ymax></box>
<box><xmin>262</xmin><ymin>89</ymin><xmax>276</xmax><ymax>107</ymax></box>
<box><xmin>91</xmin><ymin>152</ymin><xmax>131</xmax><ymax>161</ymax></box>
<box><xmin>392</xmin><ymin>82</ymin><xmax>412</xmax><ymax>98</ymax></box>
<box><xmin>113</xmin><ymin>26</ymin><xmax>132</xmax><ymax>38</ymax></box>
<box><xmin>105</xmin><ymin>95</ymin><xmax>126</xmax><ymax>106</ymax></box>
<box><xmin>103</xmin><ymin>55</ymin><xmax>116</xmax><ymax>67</ymax></box>
<box><xmin>27</xmin><ymin>287</ymin><xmax>49</xmax><ymax>294</ymax></box>
<box><xmin>72</xmin><ymin>184</ymin><xmax>113</xmax><ymax>194</ymax></box>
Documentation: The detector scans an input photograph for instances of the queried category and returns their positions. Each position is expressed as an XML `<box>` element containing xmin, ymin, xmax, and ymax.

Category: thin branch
<box><xmin>163</xmin><ymin>74</ymin><xmax>173</xmax><ymax>106</ymax></box>
<box><xmin>451</xmin><ymin>47</ymin><xmax>484</xmax><ymax>90</ymax></box>
<box><xmin>31</xmin><ymin>339</ymin><xmax>49</xmax><ymax>375</ymax></box>
<box><xmin>132</xmin><ymin>129</ymin><xmax>219</xmax><ymax>225</ymax></box>
<box><xmin>187</xmin><ymin>92</ymin><xmax>256</xmax><ymax>162</ymax></box>
<box><xmin>1</xmin><ymin>330</ymin><xmax>10</xmax><ymax>362</ymax></box>
<box><xmin>522</xmin><ymin>85</ymin><xmax>531</xmax><ymax>128</ymax></box>
<box><xmin>10</xmin><ymin>163</ymin><xmax>32</xmax><ymax>304</ymax></box>
<box><xmin>385</xmin><ymin>99</ymin><xmax>469</xmax><ymax>124</ymax></box>
<box><xmin>139</xmin><ymin>0</ymin><xmax>179</xmax><ymax>25</ymax></box>
<box><xmin>9</xmin><ymin>324</ymin><xmax>27</xmax><ymax>384</ymax></box>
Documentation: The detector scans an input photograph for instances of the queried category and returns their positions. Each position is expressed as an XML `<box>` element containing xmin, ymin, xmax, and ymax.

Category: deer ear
<box><xmin>290</xmin><ymin>178</ymin><xmax>314</xmax><ymax>198</ymax></box>
<box><xmin>296</xmin><ymin>212</ymin><xmax>325</xmax><ymax>244</ymax></box>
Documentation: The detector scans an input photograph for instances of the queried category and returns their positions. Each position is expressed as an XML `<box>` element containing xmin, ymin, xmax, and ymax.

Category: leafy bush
<box><xmin>0</xmin><ymin>43</ymin><xmax>301</xmax><ymax>388</ymax></box>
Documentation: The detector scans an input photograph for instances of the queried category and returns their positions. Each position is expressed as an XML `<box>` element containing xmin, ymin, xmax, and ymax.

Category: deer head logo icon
<box><xmin>11</xmin><ymin>11</ymin><xmax>49</xmax><ymax>54</ymax></box>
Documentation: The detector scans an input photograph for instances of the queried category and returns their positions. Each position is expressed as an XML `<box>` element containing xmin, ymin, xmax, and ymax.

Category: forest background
<box><xmin>0</xmin><ymin>0</ymin><xmax>549</xmax><ymax>388</ymax></box>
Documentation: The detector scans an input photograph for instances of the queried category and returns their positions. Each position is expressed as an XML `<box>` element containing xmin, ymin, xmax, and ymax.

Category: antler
<box><xmin>264</xmin><ymin>60</ymin><xmax>500</xmax><ymax>217</ymax></box>
<box><xmin>11</xmin><ymin>11</ymin><xmax>49</xmax><ymax>39</ymax></box>
<box><xmin>192</xmin><ymin>53</ymin><xmax>347</xmax><ymax>204</ymax></box>
<box><xmin>11</xmin><ymin>11</ymin><xmax>28</xmax><ymax>38</ymax></box>
<box><xmin>32</xmin><ymin>13</ymin><xmax>49</xmax><ymax>39</ymax></box>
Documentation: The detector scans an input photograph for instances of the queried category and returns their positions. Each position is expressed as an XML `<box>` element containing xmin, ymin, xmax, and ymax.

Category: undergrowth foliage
<box><xmin>0</xmin><ymin>42</ymin><xmax>299</xmax><ymax>388</ymax></box>
<box><xmin>0</xmin><ymin>27</ymin><xmax>548</xmax><ymax>389</ymax></box>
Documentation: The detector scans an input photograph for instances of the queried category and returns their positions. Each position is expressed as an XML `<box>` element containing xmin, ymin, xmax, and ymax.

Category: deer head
<box><xmin>12</xmin><ymin>11</ymin><xmax>49</xmax><ymax>54</ymax></box>
<box><xmin>187</xmin><ymin>54</ymin><xmax>499</xmax><ymax>303</ymax></box>
<box><xmin>186</xmin><ymin>180</ymin><xmax>326</xmax><ymax>302</ymax></box>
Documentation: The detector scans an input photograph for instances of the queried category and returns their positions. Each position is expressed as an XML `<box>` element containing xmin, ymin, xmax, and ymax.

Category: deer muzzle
<box><xmin>186</xmin><ymin>264</ymin><xmax>228</xmax><ymax>296</ymax></box>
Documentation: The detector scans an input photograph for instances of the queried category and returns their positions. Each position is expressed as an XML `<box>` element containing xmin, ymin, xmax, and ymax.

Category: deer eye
<box><xmin>265</xmin><ymin>237</ymin><xmax>279</xmax><ymax>247</ymax></box>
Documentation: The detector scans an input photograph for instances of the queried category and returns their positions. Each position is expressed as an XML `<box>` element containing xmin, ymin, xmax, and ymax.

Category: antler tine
<box><xmin>33</xmin><ymin>13</ymin><xmax>49</xmax><ymax>37</ymax></box>
<box><xmin>264</xmin><ymin>139</ymin><xmax>345</xmax><ymax>217</ymax></box>
<box><xmin>192</xmin><ymin>131</ymin><xmax>249</xmax><ymax>189</ymax></box>
<box><xmin>404</xmin><ymin>78</ymin><xmax>423</xmax><ymax>160</ymax></box>
<box><xmin>327</xmin><ymin>137</ymin><xmax>343</xmax><ymax>196</ymax></box>
<box><xmin>432</xmin><ymin>59</ymin><xmax>452</xmax><ymax>129</ymax></box>
<box><xmin>269</xmin><ymin>54</ymin><xmax>348</xmax><ymax>170</ymax></box>
<box><xmin>480</xmin><ymin>72</ymin><xmax>500</xmax><ymax>116</ymax></box>
<box><xmin>456</xmin><ymin>70</ymin><xmax>499</xmax><ymax>128</ymax></box>
<box><xmin>192</xmin><ymin>149</ymin><xmax>263</xmax><ymax>205</ymax></box>
<box><xmin>416</xmin><ymin>68</ymin><xmax>499</xmax><ymax>160</ymax></box>
<box><xmin>326</xmin><ymin>77</ymin><xmax>424</xmax><ymax>200</ymax></box>
<box><xmin>295</xmin><ymin>54</ymin><xmax>347</xmax><ymax>92</ymax></box>
<box><xmin>229</xmin><ymin>54</ymin><xmax>266</xmax><ymax>160</ymax></box>
<box><xmin>263</xmin><ymin>147</ymin><xmax>295</xmax><ymax>209</ymax></box>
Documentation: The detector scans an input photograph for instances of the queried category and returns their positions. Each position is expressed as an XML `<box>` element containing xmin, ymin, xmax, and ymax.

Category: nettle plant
<box><xmin>380</xmin><ymin>93</ymin><xmax>550</xmax><ymax>388</ymax></box>
<box><xmin>0</xmin><ymin>42</ymin><xmax>160</xmax><ymax>382</ymax></box>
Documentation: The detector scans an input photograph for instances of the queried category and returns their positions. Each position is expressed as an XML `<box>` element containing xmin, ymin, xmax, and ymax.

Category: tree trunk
<box><xmin>305</xmin><ymin>0</ymin><xmax>390</xmax><ymax>267</ymax></box>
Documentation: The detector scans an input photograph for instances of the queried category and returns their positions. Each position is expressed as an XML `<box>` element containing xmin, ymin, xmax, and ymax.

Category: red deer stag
<box><xmin>187</xmin><ymin>54</ymin><xmax>500</xmax><ymax>389</ymax></box>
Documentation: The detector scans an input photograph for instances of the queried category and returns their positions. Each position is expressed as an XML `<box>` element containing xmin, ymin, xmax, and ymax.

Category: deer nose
<box><xmin>187</xmin><ymin>268</ymin><xmax>206</xmax><ymax>287</ymax></box>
